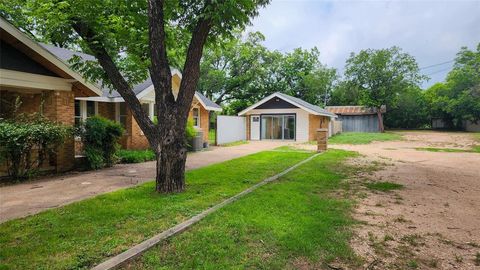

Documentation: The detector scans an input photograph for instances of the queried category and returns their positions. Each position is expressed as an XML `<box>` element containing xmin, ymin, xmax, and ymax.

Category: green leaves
<box><xmin>0</xmin><ymin>118</ymin><xmax>71</xmax><ymax>179</ymax></box>
<box><xmin>344</xmin><ymin>46</ymin><xmax>425</xmax><ymax>109</ymax></box>
<box><xmin>2</xmin><ymin>0</ymin><xmax>268</xmax><ymax>89</ymax></box>
<box><xmin>199</xmin><ymin>35</ymin><xmax>337</xmax><ymax>114</ymax></box>
<box><xmin>80</xmin><ymin>116</ymin><xmax>124</xmax><ymax>169</ymax></box>
<box><xmin>425</xmin><ymin>43</ymin><xmax>480</xmax><ymax>127</ymax></box>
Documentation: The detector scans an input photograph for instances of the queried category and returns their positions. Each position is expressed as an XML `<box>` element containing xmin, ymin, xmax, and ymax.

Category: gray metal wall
<box><xmin>216</xmin><ymin>115</ymin><xmax>246</xmax><ymax>145</ymax></box>
<box><xmin>339</xmin><ymin>115</ymin><xmax>380</xmax><ymax>132</ymax></box>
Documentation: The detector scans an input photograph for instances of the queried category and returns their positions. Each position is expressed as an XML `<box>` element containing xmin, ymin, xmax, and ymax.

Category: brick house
<box><xmin>0</xmin><ymin>17</ymin><xmax>221</xmax><ymax>175</ymax></box>
<box><xmin>41</xmin><ymin>45</ymin><xmax>222</xmax><ymax>151</ymax></box>
<box><xmin>0</xmin><ymin>17</ymin><xmax>103</xmax><ymax>174</ymax></box>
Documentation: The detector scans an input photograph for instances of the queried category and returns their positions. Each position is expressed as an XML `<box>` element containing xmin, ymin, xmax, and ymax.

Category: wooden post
<box><xmin>316</xmin><ymin>128</ymin><xmax>328</xmax><ymax>152</ymax></box>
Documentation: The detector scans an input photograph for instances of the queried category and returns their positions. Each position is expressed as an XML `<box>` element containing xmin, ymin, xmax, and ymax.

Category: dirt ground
<box><xmin>0</xmin><ymin>141</ymin><xmax>288</xmax><ymax>223</ymax></box>
<box><xmin>331</xmin><ymin>131</ymin><xmax>480</xmax><ymax>269</ymax></box>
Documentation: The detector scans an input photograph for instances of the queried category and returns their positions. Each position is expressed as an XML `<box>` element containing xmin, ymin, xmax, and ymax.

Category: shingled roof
<box><xmin>41</xmin><ymin>43</ymin><xmax>221</xmax><ymax>111</ymax></box>
<box><xmin>238</xmin><ymin>92</ymin><xmax>336</xmax><ymax>117</ymax></box>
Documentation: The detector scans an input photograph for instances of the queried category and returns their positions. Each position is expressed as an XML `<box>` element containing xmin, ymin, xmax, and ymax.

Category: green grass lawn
<box><xmin>125</xmin><ymin>150</ymin><xmax>360</xmax><ymax>269</ymax></box>
<box><xmin>473</xmin><ymin>133</ymin><xmax>480</xmax><ymax>152</ymax></box>
<box><xmin>327</xmin><ymin>132</ymin><xmax>403</xmax><ymax>145</ymax></box>
<box><xmin>117</xmin><ymin>149</ymin><xmax>156</xmax><ymax>163</ymax></box>
<box><xmin>218</xmin><ymin>140</ymin><xmax>248</xmax><ymax>147</ymax></box>
<box><xmin>208</xmin><ymin>129</ymin><xmax>216</xmax><ymax>145</ymax></box>
<box><xmin>0</xmin><ymin>150</ymin><xmax>314</xmax><ymax>269</ymax></box>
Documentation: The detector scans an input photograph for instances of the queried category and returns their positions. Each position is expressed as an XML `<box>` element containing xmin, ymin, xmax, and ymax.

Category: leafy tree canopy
<box><xmin>1</xmin><ymin>0</ymin><xmax>269</xmax><ymax>193</ymax></box>
<box><xmin>344</xmin><ymin>46</ymin><xmax>426</xmax><ymax>110</ymax></box>
<box><xmin>425</xmin><ymin>43</ymin><xmax>480</xmax><ymax>127</ymax></box>
<box><xmin>1</xmin><ymin>0</ymin><xmax>268</xmax><ymax>88</ymax></box>
<box><xmin>199</xmin><ymin>39</ymin><xmax>338</xmax><ymax>114</ymax></box>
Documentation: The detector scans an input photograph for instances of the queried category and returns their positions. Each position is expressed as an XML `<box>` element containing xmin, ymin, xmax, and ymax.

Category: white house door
<box><xmin>250</xmin><ymin>115</ymin><xmax>260</xmax><ymax>140</ymax></box>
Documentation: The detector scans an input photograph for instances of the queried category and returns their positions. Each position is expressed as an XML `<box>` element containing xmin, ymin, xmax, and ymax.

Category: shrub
<box><xmin>117</xmin><ymin>149</ymin><xmax>156</xmax><ymax>163</ymax></box>
<box><xmin>185</xmin><ymin>119</ymin><xmax>197</xmax><ymax>142</ymax></box>
<box><xmin>80</xmin><ymin>116</ymin><xmax>123</xmax><ymax>169</ymax></box>
<box><xmin>0</xmin><ymin>117</ymin><xmax>71</xmax><ymax>179</ymax></box>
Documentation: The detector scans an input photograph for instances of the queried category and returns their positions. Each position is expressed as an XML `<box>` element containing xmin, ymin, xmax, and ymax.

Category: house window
<box><xmin>192</xmin><ymin>107</ymin><xmax>200</xmax><ymax>127</ymax></box>
<box><xmin>74</xmin><ymin>100</ymin><xmax>97</xmax><ymax>126</ymax></box>
<box><xmin>141</xmin><ymin>102</ymin><xmax>155</xmax><ymax>121</ymax></box>
<box><xmin>74</xmin><ymin>100</ymin><xmax>82</xmax><ymax>126</ymax></box>
<box><xmin>86</xmin><ymin>101</ymin><xmax>96</xmax><ymax>118</ymax></box>
<box><xmin>118</xmin><ymin>103</ymin><xmax>127</xmax><ymax>128</ymax></box>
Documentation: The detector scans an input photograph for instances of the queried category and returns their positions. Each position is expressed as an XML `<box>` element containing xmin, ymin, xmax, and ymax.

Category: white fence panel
<box><xmin>216</xmin><ymin>115</ymin><xmax>246</xmax><ymax>145</ymax></box>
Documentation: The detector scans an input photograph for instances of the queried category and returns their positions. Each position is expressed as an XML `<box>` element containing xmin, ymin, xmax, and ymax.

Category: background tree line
<box><xmin>199</xmin><ymin>33</ymin><xmax>479</xmax><ymax>130</ymax></box>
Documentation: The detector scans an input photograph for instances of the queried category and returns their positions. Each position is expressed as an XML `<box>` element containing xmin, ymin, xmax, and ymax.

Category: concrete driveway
<box><xmin>0</xmin><ymin>141</ymin><xmax>289</xmax><ymax>223</ymax></box>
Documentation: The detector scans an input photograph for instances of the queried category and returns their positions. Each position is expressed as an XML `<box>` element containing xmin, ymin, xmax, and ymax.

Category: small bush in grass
<box><xmin>366</xmin><ymin>181</ymin><xmax>404</xmax><ymax>192</ymax></box>
<box><xmin>80</xmin><ymin>116</ymin><xmax>123</xmax><ymax>169</ymax></box>
<box><xmin>117</xmin><ymin>149</ymin><xmax>155</xmax><ymax>163</ymax></box>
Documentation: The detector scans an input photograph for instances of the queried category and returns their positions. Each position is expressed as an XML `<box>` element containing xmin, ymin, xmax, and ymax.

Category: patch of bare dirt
<box><xmin>340</xmin><ymin>132</ymin><xmax>480</xmax><ymax>269</ymax></box>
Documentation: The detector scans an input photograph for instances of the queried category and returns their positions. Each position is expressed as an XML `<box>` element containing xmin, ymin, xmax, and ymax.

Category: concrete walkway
<box><xmin>0</xmin><ymin>141</ymin><xmax>288</xmax><ymax>223</ymax></box>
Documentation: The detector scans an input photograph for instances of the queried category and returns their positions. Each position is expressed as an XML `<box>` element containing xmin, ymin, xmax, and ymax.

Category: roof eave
<box><xmin>0</xmin><ymin>17</ymin><xmax>103</xmax><ymax>96</ymax></box>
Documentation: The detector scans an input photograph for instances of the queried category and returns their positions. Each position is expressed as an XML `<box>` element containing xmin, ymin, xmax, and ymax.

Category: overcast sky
<box><xmin>248</xmin><ymin>0</ymin><xmax>480</xmax><ymax>88</ymax></box>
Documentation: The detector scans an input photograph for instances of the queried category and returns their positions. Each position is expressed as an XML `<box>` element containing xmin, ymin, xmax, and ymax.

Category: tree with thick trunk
<box><xmin>377</xmin><ymin>109</ymin><xmax>385</xmax><ymax>133</ymax></box>
<box><xmin>4</xmin><ymin>0</ymin><xmax>269</xmax><ymax>192</ymax></box>
<box><xmin>343</xmin><ymin>47</ymin><xmax>426</xmax><ymax>132</ymax></box>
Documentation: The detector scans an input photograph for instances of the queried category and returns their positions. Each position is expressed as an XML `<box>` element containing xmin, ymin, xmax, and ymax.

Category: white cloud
<box><xmin>248</xmin><ymin>0</ymin><xmax>480</xmax><ymax>87</ymax></box>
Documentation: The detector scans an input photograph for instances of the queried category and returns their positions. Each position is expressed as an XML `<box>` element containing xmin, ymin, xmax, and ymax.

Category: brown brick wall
<box><xmin>44</xmin><ymin>91</ymin><xmax>76</xmax><ymax>172</ymax></box>
<box><xmin>308</xmin><ymin>115</ymin><xmax>330</xmax><ymax>141</ymax></box>
<box><xmin>0</xmin><ymin>90</ymin><xmax>76</xmax><ymax>173</ymax></box>
<box><xmin>0</xmin><ymin>91</ymin><xmax>43</xmax><ymax>117</ymax></box>
<box><xmin>188</xmin><ymin>106</ymin><xmax>209</xmax><ymax>143</ymax></box>
<box><xmin>129</xmin><ymin>114</ymin><xmax>150</xmax><ymax>149</ymax></box>
<box><xmin>97</xmin><ymin>102</ymin><xmax>115</xmax><ymax>121</ymax></box>
<box><xmin>200</xmin><ymin>106</ymin><xmax>209</xmax><ymax>142</ymax></box>
<box><xmin>100</xmin><ymin>102</ymin><xmax>211</xmax><ymax>151</ymax></box>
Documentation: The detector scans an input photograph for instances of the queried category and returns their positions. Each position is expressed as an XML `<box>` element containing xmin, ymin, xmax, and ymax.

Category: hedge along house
<box><xmin>326</xmin><ymin>105</ymin><xmax>386</xmax><ymax>132</ymax></box>
<box><xmin>41</xmin><ymin>45</ymin><xmax>222</xmax><ymax>151</ymax></box>
<box><xmin>238</xmin><ymin>92</ymin><xmax>337</xmax><ymax>142</ymax></box>
<box><xmin>0</xmin><ymin>17</ymin><xmax>103</xmax><ymax>174</ymax></box>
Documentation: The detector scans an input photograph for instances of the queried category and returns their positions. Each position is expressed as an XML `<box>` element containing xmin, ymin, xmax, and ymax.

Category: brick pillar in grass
<box><xmin>316</xmin><ymin>128</ymin><xmax>328</xmax><ymax>152</ymax></box>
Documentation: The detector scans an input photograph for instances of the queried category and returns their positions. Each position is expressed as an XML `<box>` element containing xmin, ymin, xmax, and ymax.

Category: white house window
<box><xmin>117</xmin><ymin>103</ymin><xmax>128</xmax><ymax>128</ymax></box>
<box><xmin>74</xmin><ymin>100</ymin><xmax>82</xmax><ymax>126</ymax></box>
<box><xmin>74</xmin><ymin>100</ymin><xmax>97</xmax><ymax>126</ymax></box>
<box><xmin>192</xmin><ymin>107</ymin><xmax>200</xmax><ymax>127</ymax></box>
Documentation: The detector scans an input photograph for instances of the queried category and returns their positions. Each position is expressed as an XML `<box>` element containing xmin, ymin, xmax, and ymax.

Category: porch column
<box><xmin>43</xmin><ymin>91</ymin><xmax>75</xmax><ymax>172</ymax></box>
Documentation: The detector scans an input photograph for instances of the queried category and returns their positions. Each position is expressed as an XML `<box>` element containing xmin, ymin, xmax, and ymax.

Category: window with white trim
<box><xmin>117</xmin><ymin>103</ymin><xmax>127</xmax><ymax>129</ymax></box>
<box><xmin>192</xmin><ymin>107</ymin><xmax>200</xmax><ymax>127</ymax></box>
<box><xmin>74</xmin><ymin>100</ymin><xmax>82</xmax><ymax>126</ymax></box>
<box><xmin>74</xmin><ymin>100</ymin><xmax>97</xmax><ymax>126</ymax></box>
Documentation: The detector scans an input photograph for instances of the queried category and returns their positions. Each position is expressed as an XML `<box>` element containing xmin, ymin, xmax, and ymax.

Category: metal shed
<box><xmin>326</xmin><ymin>106</ymin><xmax>386</xmax><ymax>132</ymax></box>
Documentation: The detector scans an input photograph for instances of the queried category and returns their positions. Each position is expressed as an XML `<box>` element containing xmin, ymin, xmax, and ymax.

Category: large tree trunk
<box><xmin>73</xmin><ymin>1</ymin><xmax>212</xmax><ymax>193</ymax></box>
<box><xmin>155</xmin><ymin>135</ymin><xmax>187</xmax><ymax>193</ymax></box>
<box><xmin>377</xmin><ymin>109</ymin><xmax>385</xmax><ymax>133</ymax></box>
